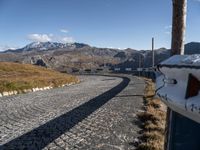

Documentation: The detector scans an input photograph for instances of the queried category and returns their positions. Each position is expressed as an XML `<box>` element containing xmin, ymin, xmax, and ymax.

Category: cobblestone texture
<box><xmin>0</xmin><ymin>75</ymin><xmax>145</xmax><ymax>150</ymax></box>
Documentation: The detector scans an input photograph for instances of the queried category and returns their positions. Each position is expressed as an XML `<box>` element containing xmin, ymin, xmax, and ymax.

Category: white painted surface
<box><xmin>160</xmin><ymin>54</ymin><xmax>200</xmax><ymax>66</ymax></box>
<box><xmin>125</xmin><ymin>68</ymin><xmax>132</xmax><ymax>71</ymax></box>
<box><xmin>114</xmin><ymin>68</ymin><xmax>120</xmax><ymax>71</ymax></box>
<box><xmin>137</xmin><ymin>68</ymin><xmax>142</xmax><ymax>71</ymax></box>
<box><xmin>182</xmin><ymin>55</ymin><xmax>200</xmax><ymax>64</ymax></box>
<box><xmin>0</xmin><ymin>82</ymin><xmax>79</xmax><ymax>97</ymax></box>
<box><xmin>156</xmin><ymin>55</ymin><xmax>200</xmax><ymax>123</ymax></box>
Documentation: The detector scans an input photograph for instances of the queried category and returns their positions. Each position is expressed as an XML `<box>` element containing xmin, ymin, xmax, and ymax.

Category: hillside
<box><xmin>0</xmin><ymin>42</ymin><xmax>122</xmax><ymax>72</ymax></box>
<box><xmin>0</xmin><ymin>62</ymin><xmax>78</xmax><ymax>93</ymax></box>
<box><xmin>0</xmin><ymin>42</ymin><xmax>199</xmax><ymax>72</ymax></box>
<box><xmin>185</xmin><ymin>42</ymin><xmax>200</xmax><ymax>54</ymax></box>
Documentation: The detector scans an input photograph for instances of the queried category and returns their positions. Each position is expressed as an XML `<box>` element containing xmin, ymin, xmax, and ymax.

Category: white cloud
<box><xmin>60</xmin><ymin>36</ymin><xmax>74</xmax><ymax>43</ymax></box>
<box><xmin>165</xmin><ymin>25</ymin><xmax>172</xmax><ymax>29</ymax></box>
<box><xmin>60</xmin><ymin>29</ymin><xmax>68</xmax><ymax>33</ymax></box>
<box><xmin>165</xmin><ymin>31</ymin><xmax>171</xmax><ymax>35</ymax></box>
<box><xmin>49</xmin><ymin>33</ymin><xmax>54</xmax><ymax>37</ymax></box>
<box><xmin>28</xmin><ymin>34</ymin><xmax>52</xmax><ymax>42</ymax></box>
<box><xmin>164</xmin><ymin>25</ymin><xmax>172</xmax><ymax>35</ymax></box>
<box><xmin>27</xmin><ymin>33</ymin><xmax>75</xmax><ymax>43</ymax></box>
<box><xmin>0</xmin><ymin>44</ymin><xmax>19</xmax><ymax>51</ymax></box>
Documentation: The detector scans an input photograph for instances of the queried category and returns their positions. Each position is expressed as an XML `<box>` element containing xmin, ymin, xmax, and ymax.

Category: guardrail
<box><xmin>156</xmin><ymin>55</ymin><xmax>200</xmax><ymax>150</ymax></box>
<box><xmin>133</xmin><ymin>70</ymin><xmax>157</xmax><ymax>82</ymax></box>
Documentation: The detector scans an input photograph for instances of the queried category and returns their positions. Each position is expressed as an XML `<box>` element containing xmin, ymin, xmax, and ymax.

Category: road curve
<box><xmin>0</xmin><ymin>75</ymin><xmax>145</xmax><ymax>150</ymax></box>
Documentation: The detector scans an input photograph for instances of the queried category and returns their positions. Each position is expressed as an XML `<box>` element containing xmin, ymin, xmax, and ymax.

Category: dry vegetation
<box><xmin>0</xmin><ymin>62</ymin><xmax>78</xmax><ymax>93</ymax></box>
<box><xmin>137</xmin><ymin>79</ymin><xmax>167</xmax><ymax>150</ymax></box>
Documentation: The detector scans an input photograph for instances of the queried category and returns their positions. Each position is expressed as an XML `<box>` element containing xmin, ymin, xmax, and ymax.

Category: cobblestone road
<box><xmin>0</xmin><ymin>75</ymin><xmax>145</xmax><ymax>150</ymax></box>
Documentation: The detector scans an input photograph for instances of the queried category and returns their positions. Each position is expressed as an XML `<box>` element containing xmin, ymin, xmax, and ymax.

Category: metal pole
<box><xmin>139</xmin><ymin>55</ymin><xmax>141</xmax><ymax>76</ymax></box>
<box><xmin>152</xmin><ymin>37</ymin><xmax>155</xmax><ymax>68</ymax></box>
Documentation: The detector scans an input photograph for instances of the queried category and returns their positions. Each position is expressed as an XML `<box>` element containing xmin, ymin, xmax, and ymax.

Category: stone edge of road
<box><xmin>0</xmin><ymin>73</ymin><xmax>139</xmax><ymax>98</ymax></box>
<box><xmin>0</xmin><ymin>73</ymin><xmax>117</xmax><ymax>98</ymax></box>
<box><xmin>0</xmin><ymin>80</ymin><xmax>80</xmax><ymax>98</ymax></box>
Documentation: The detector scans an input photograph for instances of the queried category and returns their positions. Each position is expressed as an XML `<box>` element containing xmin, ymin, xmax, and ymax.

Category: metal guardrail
<box><xmin>133</xmin><ymin>70</ymin><xmax>157</xmax><ymax>82</ymax></box>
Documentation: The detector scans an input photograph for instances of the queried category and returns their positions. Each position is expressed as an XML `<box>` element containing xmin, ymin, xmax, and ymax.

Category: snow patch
<box><xmin>161</xmin><ymin>54</ymin><xmax>200</xmax><ymax>66</ymax></box>
<box><xmin>182</xmin><ymin>54</ymin><xmax>200</xmax><ymax>65</ymax></box>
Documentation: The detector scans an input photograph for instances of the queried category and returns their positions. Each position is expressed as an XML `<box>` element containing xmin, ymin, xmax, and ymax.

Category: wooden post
<box><xmin>165</xmin><ymin>0</ymin><xmax>187</xmax><ymax>150</ymax></box>
<box><xmin>171</xmin><ymin>0</ymin><xmax>187</xmax><ymax>55</ymax></box>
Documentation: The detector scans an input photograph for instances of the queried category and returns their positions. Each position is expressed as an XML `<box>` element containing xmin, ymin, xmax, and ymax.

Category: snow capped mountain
<box><xmin>22</xmin><ymin>42</ymin><xmax>85</xmax><ymax>51</ymax></box>
<box><xmin>1</xmin><ymin>42</ymin><xmax>89</xmax><ymax>53</ymax></box>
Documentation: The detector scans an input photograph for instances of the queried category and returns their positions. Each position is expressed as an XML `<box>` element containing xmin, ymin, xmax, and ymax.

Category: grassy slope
<box><xmin>0</xmin><ymin>62</ymin><xmax>78</xmax><ymax>93</ymax></box>
<box><xmin>137</xmin><ymin>79</ymin><xmax>167</xmax><ymax>150</ymax></box>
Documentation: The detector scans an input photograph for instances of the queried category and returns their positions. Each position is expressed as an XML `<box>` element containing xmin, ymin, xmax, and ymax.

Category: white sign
<box><xmin>137</xmin><ymin>68</ymin><xmax>142</xmax><ymax>71</ymax></box>
<box><xmin>156</xmin><ymin>55</ymin><xmax>200</xmax><ymax>123</ymax></box>
<box><xmin>114</xmin><ymin>68</ymin><xmax>120</xmax><ymax>71</ymax></box>
<box><xmin>125</xmin><ymin>68</ymin><xmax>132</xmax><ymax>71</ymax></box>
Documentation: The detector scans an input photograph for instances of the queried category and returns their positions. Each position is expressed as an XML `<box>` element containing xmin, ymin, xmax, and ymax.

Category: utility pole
<box><xmin>165</xmin><ymin>0</ymin><xmax>187</xmax><ymax>150</ymax></box>
<box><xmin>152</xmin><ymin>37</ymin><xmax>155</xmax><ymax>68</ymax></box>
<box><xmin>139</xmin><ymin>54</ymin><xmax>141</xmax><ymax>76</ymax></box>
<box><xmin>171</xmin><ymin>0</ymin><xmax>187</xmax><ymax>55</ymax></box>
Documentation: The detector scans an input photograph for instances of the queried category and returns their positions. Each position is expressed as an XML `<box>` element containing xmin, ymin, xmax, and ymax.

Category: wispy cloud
<box><xmin>27</xmin><ymin>33</ymin><xmax>74</xmax><ymax>43</ymax></box>
<box><xmin>165</xmin><ymin>31</ymin><xmax>171</xmax><ymax>35</ymax></box>
<box><xmin>60</xmin><ymin>29</ymin><xmax>68</xmax><ymax>33</ymax></box>
<box><xmin>0</xmin><ymin>44</ymin><xmax>19</xmax><ymax>51</ymax></box>
<box><xmin>164</xmin><ymin>25</ymin><xmax>172</xmax><ymax>35</ymax></box>
<box><xmin>165</xmin><ymin>25</ymin><xmax>172</xmax><ymax>29</ymax></box>
<box><xmin>61</xmin><ymin>36</ymin><xmax>74</xmax><ymax>43</ymax></box>
<box><xmin>28</xmin><ymin>34</ymin><xmax>52</xmax><ymax>42</ymax></box>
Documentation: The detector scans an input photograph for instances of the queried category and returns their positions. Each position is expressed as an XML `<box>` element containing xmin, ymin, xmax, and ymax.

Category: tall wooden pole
<box><xmin>171</xmin><ymin>0</ymin><xmax>187</xmax><ymax>55</ymax></box>
<box><xmin>165</xmin><ymin>0</ymin><xmax>187</xmax><ymax>150</ymax></box>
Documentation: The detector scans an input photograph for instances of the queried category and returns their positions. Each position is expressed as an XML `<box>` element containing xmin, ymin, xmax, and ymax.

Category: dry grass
<box><xmin>0</xmin><ymin>62</ymin><xmax>78</xmax><ymax>93</ymax></box>
<box><xmin>137</xmin><ymin>79</ymin><xmax>167</xmax><ymax>150</ymax></box>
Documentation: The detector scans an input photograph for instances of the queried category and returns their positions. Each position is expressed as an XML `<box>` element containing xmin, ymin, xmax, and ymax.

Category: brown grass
<box><xmin>137</xmin><ymin>79</ymin><xmax>167</xmax><ymax>150</ymax></box>
<box><xmin>0</xmin><ymin>62</ymin><xmax>79</xmax><ymax>93</ymax></box>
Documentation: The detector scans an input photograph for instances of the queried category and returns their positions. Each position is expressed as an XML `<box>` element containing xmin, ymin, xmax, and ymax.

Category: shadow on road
<box><xmin>1</xmin><ymin>76</ymin><xmax>130</xmax><ymax>150</ymax></box>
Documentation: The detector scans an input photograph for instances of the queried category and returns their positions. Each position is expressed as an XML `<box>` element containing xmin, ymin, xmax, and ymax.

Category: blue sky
<box><xmin>0</xmin><ymin>0</ymin><xmax>199</xmax><ymax>50</ymax></box>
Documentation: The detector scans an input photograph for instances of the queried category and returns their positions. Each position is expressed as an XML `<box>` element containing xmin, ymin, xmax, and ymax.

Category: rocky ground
<box><xmin>0</xmin><ymin>75</ymin><xmax>145</xmax><ymax>150</ymax></box>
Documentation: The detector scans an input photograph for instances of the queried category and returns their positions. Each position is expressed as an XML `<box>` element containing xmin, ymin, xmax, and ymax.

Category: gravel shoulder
<box><xmin>0</xmin><ymin>75</ymin><xmax>145</xmax><ymax>150</ymax></box>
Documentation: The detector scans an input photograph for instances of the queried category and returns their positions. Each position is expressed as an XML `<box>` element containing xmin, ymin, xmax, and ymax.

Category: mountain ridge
<box><xmin>0</xmin><ymin>41</ymin><xmax>199</xmax><ymax>73</ymax></box>
<box><xmin>2</xmin><ymin>42</ymin><xmax>90</xmax><ymax>53</ymax></box>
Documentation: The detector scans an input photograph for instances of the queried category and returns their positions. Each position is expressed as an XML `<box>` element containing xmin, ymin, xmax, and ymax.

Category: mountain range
<box><xmin>0</xmin><ymin>41</ymin><xmax>199</xmax><ymax>73</ymax></box>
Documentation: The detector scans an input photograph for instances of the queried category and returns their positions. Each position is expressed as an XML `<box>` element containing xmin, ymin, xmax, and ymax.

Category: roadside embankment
<box><xmin>137</xmin><ymin>78</ymin><xmax>167</xmax><ymax>150</ymax></box>
<box><xmin>0</xmin><ymin>62</ymin><xmax>79</xmax><ymax>97</ymax></box>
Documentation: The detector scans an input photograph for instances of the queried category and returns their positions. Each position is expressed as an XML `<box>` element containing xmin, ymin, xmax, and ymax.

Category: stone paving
<box><xmin>0</xmin><ymin>75</ymin><xmax>145</xmax><ymax>150</ymax></box>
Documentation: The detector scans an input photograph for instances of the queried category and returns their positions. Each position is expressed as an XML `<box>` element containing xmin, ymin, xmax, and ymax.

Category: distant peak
<box><xmin>185</xmin><ymin>42</ymin><xmax>200</xmax><ymax>45</ymax></box>
<box><xmin>17</xmin><ymin>41</ymin><xmax>89</xmax><ymax>52</ymax></box>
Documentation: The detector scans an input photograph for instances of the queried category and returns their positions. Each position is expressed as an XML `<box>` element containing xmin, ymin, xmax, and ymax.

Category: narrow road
<box><xmin>0</xmin><ymin>75</ymin><xmax>145</xmax><ymax>150</ymax></box>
